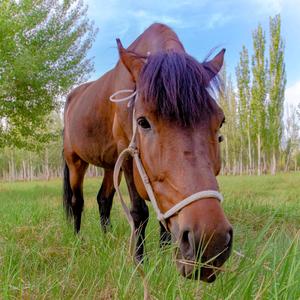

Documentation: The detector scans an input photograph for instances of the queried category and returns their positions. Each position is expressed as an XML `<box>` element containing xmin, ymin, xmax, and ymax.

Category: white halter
<box><xmin>109</xmin><ymin>89</ymin><xmax>223</xmax><ymax>230</ymax></box>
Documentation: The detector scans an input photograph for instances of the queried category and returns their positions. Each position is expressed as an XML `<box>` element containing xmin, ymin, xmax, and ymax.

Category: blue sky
<box><xmin>85</xmin><ymin>0</ymin><xmax>300</xmax><ymax>107</ymax></box>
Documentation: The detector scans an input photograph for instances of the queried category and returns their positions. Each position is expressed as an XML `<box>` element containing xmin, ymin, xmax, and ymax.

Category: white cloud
<box><xmin>129</xmin><ymin>9</ymin><xmax>184</xmax><ymax>32</ymax></box>
<box><xmin>206</xmin><ymin>13</ymin><xmax>232</xmax><ymax>29</ymax></box>
<box><xmin>285</xmin><ymin>80</ymin><xmax>300</xmax><ymax>108</ymax></box>
<box><xmin>84</xmin><ymin>0</ymin><xmax>230</xmax><ymax>33</ymax></box>
<box><xmin>251</xmin><ymin>0</ymin><xmax>283</xmax><ymax>14</ymax></box>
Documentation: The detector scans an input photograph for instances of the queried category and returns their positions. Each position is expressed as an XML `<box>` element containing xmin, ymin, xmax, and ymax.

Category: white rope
<box><xmin>109</xmin><ymin>89</ymin><xmax>137</xmax><ymax>103</ymax></box>
<box><xmin>162</xmin><ymin>190</ymin><xmax>223</xmax><ymax>220</ymax></box>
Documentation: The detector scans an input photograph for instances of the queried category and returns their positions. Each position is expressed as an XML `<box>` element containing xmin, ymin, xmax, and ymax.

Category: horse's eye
<box><xmin>220</xmin><ymin>117</ymin><xmax>225</xmax><ymax>128</ymax></box>
<box><xmin>218</xmin><ymin>134</ymin><xmax>224</xmax><ymax>143</ymax></box>
<box><xmin>137</xmin><ymin>117</ymin><xmax>151</xmax><ymax>129</ymax></box>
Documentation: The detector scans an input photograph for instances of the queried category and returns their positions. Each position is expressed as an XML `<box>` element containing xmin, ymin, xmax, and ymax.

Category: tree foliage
<box><xmin>268</xmin><ymin>14</ymin><xmax>286</xmax><ymax>174</ymax></box>
<box><xmin>236</xmin><ymin>45</ymin><xmax>252</xmax><ymax>173</ymax></box>
<box><xmin>0</xmin><ymin>0</ymin><xmax>97</xmax><ymax>149</ymax></box>
<box><xmin>251</xmin><ymin>24</ymin><xmax>267</xmax><ymax>174</ymax></box>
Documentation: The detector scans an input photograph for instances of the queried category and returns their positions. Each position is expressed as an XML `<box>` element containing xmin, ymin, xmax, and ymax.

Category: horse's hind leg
<box><xmin>97</xmin><ymin>169</ymin><xmax>115</xmax><ymax>232</ymax></box>
<box><xmin>64</xmin><ymin>153</ymin><xmax>88</xmax><ymax>233</ymax></box>
<box><xmin>122</xmin><ymin>158</ymin><xmax>149</xmax><ymax>262</ymax></box>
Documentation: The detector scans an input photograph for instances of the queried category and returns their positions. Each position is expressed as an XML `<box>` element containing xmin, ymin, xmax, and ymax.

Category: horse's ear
<box><xmin>203</xmin><ymin>49</ymin><xmax>225</xmax><ymax>80</ymax></box>
<box><xmin>116</xmin><ymin>38</ymin><xmax>146</xmax><ymax>82</ymax></box>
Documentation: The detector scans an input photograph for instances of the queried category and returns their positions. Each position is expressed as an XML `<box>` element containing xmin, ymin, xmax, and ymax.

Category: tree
<box><xmin>0</xmin><ymin>0</ymin><xmax>97</xmax><ymax>150</ymax></box>
<box><xmin>268</xmin><ymin>14</ymin><xmax>286</xmax><ymax>174</ymax></box>
<box><xmin>284</xmin><ymin>105</ymin><xmax>299</xmax><ymax>172</ymax></box>
<box><xmin>219</xmin><ymin>64</ymin><xmax>239</xmax><ymax>175</ymax></box>
<box><xmin>236</xmin><ymin>46</ymin><xmax>252</xmax><ymax>174</ymax></box>
<box><xmin>251</xmin><ymin>24</ymin><xmax>267</xmax><ymax>175</ymax></box>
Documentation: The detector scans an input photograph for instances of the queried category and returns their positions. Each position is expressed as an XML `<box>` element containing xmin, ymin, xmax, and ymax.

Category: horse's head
<box><xmin>117</xmin><ymin>40</ymin><xmax>232</xmax><ymax>282</ymax></box>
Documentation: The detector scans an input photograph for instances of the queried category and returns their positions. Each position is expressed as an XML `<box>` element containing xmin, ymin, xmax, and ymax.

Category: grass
<box><xmin>0</xmin><ymin>173</ymin><xmax>300</xmax><ymax>299</ymax></box>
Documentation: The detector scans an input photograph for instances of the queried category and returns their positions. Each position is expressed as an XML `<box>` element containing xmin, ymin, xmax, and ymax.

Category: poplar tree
<box><xmin>219</xmin><ymin>62</ymin><xmax>239</xmax><ymax>174</ymax></box>
<box><xmin>219</xmin><ymin>65</ymin><xmax>229</xmax><ymax>173</ymax></box>
<box><xmin>236</xmin><ymin>46</ymin><xmax>252</xmax><ymax>173</ymax></box>
<box><xmin>226</xmin><ymin>76</ymin><xmax>239</xmax><ymax>174</ymax></box>
<box><xmin>251</xmin><ymin>24</ymin><xmax>267</xmax><ymax>175</ymax></box>
<box><xmin>284</xmin><ymin>105</ymin><xmax>299</xmax><ymax>171</ymax></box>
<box><xmin>268</xmin><ymin>14</ymin><xmax>286</xmax><ymax>174</ymax></box>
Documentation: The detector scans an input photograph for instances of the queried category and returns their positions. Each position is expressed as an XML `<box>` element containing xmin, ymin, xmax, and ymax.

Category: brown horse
<box><xmin>63</xmin><ymin>23</ymin><xmax>232</xmax><ymax>282</ymax></box>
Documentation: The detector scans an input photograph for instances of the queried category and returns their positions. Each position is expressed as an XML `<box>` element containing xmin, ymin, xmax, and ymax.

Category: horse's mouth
<box><xmin>175</xmin><ymin>245</ymin><xmax>228</xmax><ymax>282</ymax></box>
<box><xmin>174</xmin><ymin>235</ymin><xmax>232</xmax><ymax>282</ymax></box>
<box><xmin>176</xmin><ymin>258</ymin><xmax>219</xmax><ymax>282</ymax></box>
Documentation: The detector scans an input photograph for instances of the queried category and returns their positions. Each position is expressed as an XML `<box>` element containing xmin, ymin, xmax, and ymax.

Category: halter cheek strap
<box><xmin>109</xmin><ymin>89</ymin><xmax>224</xmax><ymax>230</ymax></box>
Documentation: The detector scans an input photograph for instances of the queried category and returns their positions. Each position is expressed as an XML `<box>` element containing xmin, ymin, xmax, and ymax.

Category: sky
<box><xmin>85</xmin><ymin>0</ymin><xmax>300</xmax><ymax>108</ymax></box>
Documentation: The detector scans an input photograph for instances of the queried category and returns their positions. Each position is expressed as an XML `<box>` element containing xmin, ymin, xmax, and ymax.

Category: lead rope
<box><xmin>110</xmin><ymin>89</ymin><xmax>151</xmax><ymax>300</ymax></box>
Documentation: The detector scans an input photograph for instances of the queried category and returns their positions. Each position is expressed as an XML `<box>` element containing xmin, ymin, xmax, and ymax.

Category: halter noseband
<box><xmin>109</xmin><ymin>89</ymin><xmax>223</xmax><ymax>230</ymax></box>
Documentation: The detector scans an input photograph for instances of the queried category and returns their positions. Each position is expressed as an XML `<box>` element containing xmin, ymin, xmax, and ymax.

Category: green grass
<box><xmin>1</xmin><ymin>174</ymin><xmax>300</xmax><ymax>299</ymax></box>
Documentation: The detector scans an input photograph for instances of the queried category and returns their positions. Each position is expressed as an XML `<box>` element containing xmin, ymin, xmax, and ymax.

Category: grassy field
<box><xmin>0</xmin><ymin>173</ymin><xmax>300</xmax><ymax>299</ymax></box>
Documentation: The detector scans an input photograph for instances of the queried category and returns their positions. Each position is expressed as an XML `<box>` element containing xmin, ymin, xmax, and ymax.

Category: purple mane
<box><xmin>138</xmin><ymin>50</ymin><xmax>219</xmax><ymax>127</ymax></box>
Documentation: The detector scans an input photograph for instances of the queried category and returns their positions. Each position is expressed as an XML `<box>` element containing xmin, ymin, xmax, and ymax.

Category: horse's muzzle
<box><xmin>175</xmin><ymin>227</ymin><xmax>233</xmax><ymax>282</ymax></box>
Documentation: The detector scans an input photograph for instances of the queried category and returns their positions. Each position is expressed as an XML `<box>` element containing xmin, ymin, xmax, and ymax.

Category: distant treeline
<box><xmin>0</xmin><ymin>137</ymin><xmax>103</xmax><ymax>181</ymax></box>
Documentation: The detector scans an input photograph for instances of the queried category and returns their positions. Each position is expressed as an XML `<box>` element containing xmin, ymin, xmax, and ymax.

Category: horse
<box><xmin>63</xmin><ymin>23</ymin><xmax>233</xmax><ymax>282</ymax></box>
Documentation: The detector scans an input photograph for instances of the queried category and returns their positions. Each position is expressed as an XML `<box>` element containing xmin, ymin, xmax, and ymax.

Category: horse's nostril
<box><xmin>182</xmin><ymin>230</ymin><xmax>190</xmax><ymax>243</ymax></box>
<box><xmin>226</xmin><ymin>228</ymin><xmax>233</xmax><ymax>248</ymax></box>
<box><xmin>180</xmin><ymin>230</ymin><xmax>194</xmax><ymax>256</ymax></box>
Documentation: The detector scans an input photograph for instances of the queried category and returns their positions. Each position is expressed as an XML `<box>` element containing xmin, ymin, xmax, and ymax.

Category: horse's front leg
<box><xmin>122</xmin><ymin>157</ymin><xmax>149</xmax><ymax>262</ymax></box>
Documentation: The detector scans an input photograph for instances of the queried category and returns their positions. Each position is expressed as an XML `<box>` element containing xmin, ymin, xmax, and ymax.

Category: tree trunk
<box><xmin>9</xmin><ymin>150</ymin><xmax>15</xmax><ymax>181</ymax></box>
<box><xmin>247</xmin><ymin>127</ymin><xmax>252</xmax><ymax>175</ymax></box>
<box><xmin>271</xmin><ymin>149</ymin><xmax>276</xmax><ymax>175</ymax></box>
<box><xmin>22</xmin><ymin>160</ymin><xmax>26</xmax><ymax>180</ymax></box>
<box><xmin>263</xmin><ymin>152</ymin><xmax>267</xmax><ymax>174</ymax></box>
<box><xmin>239</xmin><ymin>149</ymin><xmax>243</xmax><ymax>175</ymax></box>
<box><xmin>45</xmin><ymin>149</ymin><xmax>50</xmax><ymax>180</ymax></box>
<box><xmin>233</xmin><ymin>157</ymin><xmax>236</xmax><ymax>175</ymax></box>
<box><xmin>225</xmin><ymin>136</ymin><xmax>229</xmax><ymax>174</ymax></box>
<box><xmin>29</xmin><ymin>152</ymin><xmax>33</xmax><ymax>181</ymax></box>
<box><xmin>285</xmin><ymin>150</ymin><xmax>291</xmax><ymax>172</ymax></box>
<box><xmin>257</xmin><ymin>134</ymin><xmax>261</xmax><ymax>176</ymax></box>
